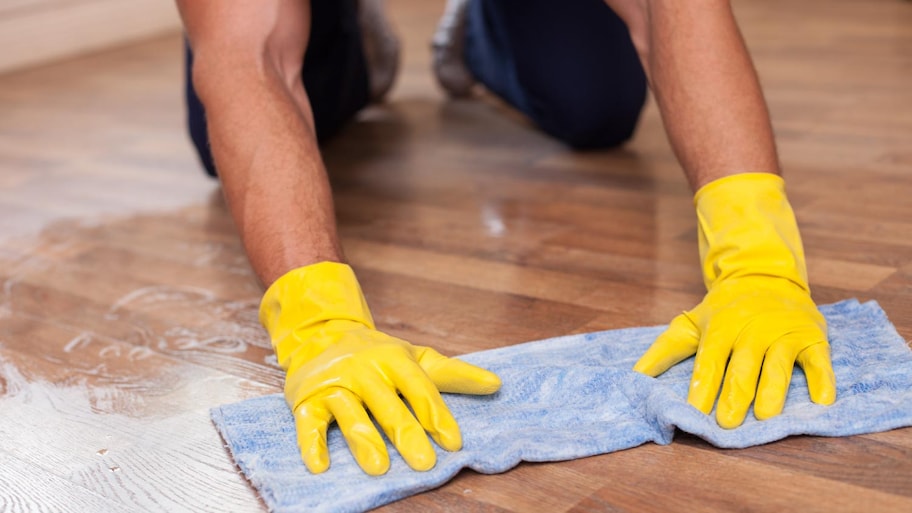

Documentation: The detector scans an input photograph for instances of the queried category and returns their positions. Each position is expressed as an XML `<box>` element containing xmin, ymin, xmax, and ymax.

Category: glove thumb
<box><xmin>414</xmin><ymin>346</ymin><xmax>502</xmax><ymax>395</ymax></box>
<box><xmin>634</xmin><ymin>313</ymin><xmax>701</xmax><ymax>377</ymax></box>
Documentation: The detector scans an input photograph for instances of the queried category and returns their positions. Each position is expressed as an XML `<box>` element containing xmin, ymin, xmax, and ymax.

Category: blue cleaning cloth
<box><xmin>210</xmin><ymin>299</ymin><xmax>912</xmax><ymax>513</ymax></box>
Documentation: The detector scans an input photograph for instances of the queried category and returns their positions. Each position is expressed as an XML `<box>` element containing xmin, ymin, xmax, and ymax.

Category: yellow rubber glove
<box><xmin>259</xmin><ymin>262</ymin><xmax>501</xmax><ymax>475</ymax></box>
<box><xmin>634</xmin><ymin>173</ymin><xmax>836</xmax><ymax>428</ymax></box>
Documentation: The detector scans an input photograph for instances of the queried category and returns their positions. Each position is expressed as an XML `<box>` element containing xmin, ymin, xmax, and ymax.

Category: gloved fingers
<box><xmin>391</xmin><ymin>363</ymin><xmax>462</xmax><ymax>452</ymax></box>
<box><xmin>687</xmin><ymin>331</ymin><xmax>730</xmax><ymax>415</ymax></box>
<box><xmin>322</xmin><ymin>388</ymin><xmax>391</xmax><ymax>476</ymax></box>
<box><xmin>360</xmin><ymin>377</ymin><xmax>437</xmax><ymax>472</ymax></box>
<box><xmin>415</xmin><ymin>346</ymin><xmax>501</xmax><ymax>395</ymax></box>
<box><xmin>715</xmin><ymin>331</ymin><xmax>767</xmax><ymax>429</ymax></box>
<box><xmin>796</xmin><ymin>342</ymin><xmax>837</xmax><ymax>406</ymax></box>
<box><xmin>753</xmin><ymin>335</ymin><xmax>802</xmax><ymax>421</ymax></box>
<box><xmin>634</xmin><ymin>313</ymin><xmax>700</xmax><ymax>377</ymax></box>
<box><xmin>293</xmin><ymin>395</ymin><xmax>334</xmax><ymax>474</ymax></box>
<box><xmin>295</xmin><ymin>389</ymin><xmax>390</xmax><ymax>476</ymax></box>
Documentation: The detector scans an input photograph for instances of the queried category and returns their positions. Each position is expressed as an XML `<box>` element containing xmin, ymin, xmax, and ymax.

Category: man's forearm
<box><xmin>200</xmin><ymin>69</ymin><xmax>344</xmax><ymax>286</ymax></box>
<box><xmin>180</xmin><ymin>0</ymin><xmax>344</xmax><ymax>287</ymax></box>
<box><xmin>608</xmin><ymin>0</ymin><xmax>780</xmax><ymax>191</ymax></box>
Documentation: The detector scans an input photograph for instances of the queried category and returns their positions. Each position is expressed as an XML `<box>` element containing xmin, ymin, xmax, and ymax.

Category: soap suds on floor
<box><xmin>0</xmin><ymin>350</ymin><xmax>272</xmax><ymax>512</ymax></box>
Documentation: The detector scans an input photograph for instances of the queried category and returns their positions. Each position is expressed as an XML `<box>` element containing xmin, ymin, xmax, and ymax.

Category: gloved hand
<box><xmin>259</xmin><ymin>262</ymin><xmax>501</xmax><ymax>475</ymax></box>
<box><xmin>634</xmin><ymin>173</ymin><xmax>836</xmax><ymax>428</ymax></box>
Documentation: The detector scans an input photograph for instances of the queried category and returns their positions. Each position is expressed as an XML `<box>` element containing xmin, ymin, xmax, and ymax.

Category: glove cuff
<box><xmin>259</xmin><ymin>262</ymin><xmax>375</xmax><ymax>370</ymax></box>
<box><xmin>694</xmin><ymin>173</ymin><xmax>809</xmax><ymax>292</ymax></box>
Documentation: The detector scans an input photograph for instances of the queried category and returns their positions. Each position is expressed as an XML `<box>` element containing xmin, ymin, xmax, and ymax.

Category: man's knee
<box><xmin>531</xmin><ymin>89</ymin><xmax>647</xmax><ymax>149</ymax></box>
<box><xmin>467</xmin><ymin>0</ymin><xmax>649</xmax><ymax>149</ymax></box>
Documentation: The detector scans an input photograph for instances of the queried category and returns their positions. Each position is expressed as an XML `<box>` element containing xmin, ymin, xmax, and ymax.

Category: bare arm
<box><xmin>176</xmin><ymin>3</ymin><xmax>505</xmax><ymax>476</ymax></box>
<box><xmin>177</xmin><ymin>0</ymin><xmax>343</xmax><ymax>287</ymax></box>
<box><xmin>613</xmin><ymin>1</ymin><xmax>836</xmax><ymax>428</ymax></box>
<box><xmin>605</xmin><ymin>0</ymin><xmax>780</xmax><ymax>191</ymax></box>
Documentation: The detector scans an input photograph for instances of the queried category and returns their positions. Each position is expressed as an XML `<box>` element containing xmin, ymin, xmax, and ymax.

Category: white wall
<box><xmin>0</xmin><ymin>0</ymin><xmax>182</xmax><ymax>74</ymax></box>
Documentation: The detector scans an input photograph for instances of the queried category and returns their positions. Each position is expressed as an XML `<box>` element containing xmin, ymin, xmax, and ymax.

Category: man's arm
<box><xmin>606</xmin><ymin>0</ymin><xmax>779</xmax><ymax>190</ymax></box>
<box><xmin>177</xmin><ymin>0</ymin><xmax>342</xmax><ymax>286</ymax></box>
<box><xmin>605</xmin><ymin>0</ymin><xmax>836</xmax><ymax>427</ymax></box>
<box><xmin>177</xmin><ymin>0</ymin><xmax>500</xmax><ymax>475</ymax></box>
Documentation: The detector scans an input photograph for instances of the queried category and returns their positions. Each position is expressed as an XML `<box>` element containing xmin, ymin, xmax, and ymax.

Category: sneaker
<box><xmin>432</xmin><ymin>0</ymin><xmax>476</xmax><ymax>97</ymax></box>
<box><xmin>358</xmin><ymin>0</ymin><xmax>400</xmax><ymax>102</ymax></box>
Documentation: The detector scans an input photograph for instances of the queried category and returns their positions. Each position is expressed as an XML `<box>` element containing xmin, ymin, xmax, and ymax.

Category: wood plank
<box><xmin>565</xmin><ymin>442</ymin><xmax>912</xmax><ymax>513</ymax></box>
<box><xmin>678</xmin><ymin>434</ymin><xmax>912</xmax><ymax>498</ymax></box>
<box><xmin>0</xmin><ymin>450</ymin><xmax>133</xmax><ymax>513</ymax></box>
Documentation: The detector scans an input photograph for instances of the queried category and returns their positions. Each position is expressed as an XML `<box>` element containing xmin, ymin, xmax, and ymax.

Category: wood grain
<box><xmin>0</xmin><ymin>0</ymin><xmax>910</xmax><ymax>511</ymax></box>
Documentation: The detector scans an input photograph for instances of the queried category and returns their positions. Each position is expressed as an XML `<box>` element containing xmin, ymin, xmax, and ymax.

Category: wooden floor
<box><xmin>1</xmin><ymin>0</ymin><xmax>910</xmax><ymax>511</ymax></box>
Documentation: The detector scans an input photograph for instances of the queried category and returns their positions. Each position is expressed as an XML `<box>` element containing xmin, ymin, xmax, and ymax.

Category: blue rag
<box><xmin>210</xmin><ymin>299</ymin><xmax>912</xmax><ymax>513</ymax></box>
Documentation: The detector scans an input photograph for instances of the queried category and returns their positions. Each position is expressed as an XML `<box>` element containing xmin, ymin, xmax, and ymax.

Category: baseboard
<box><xmin>0</xmin><ymin>0</ymin><xmax>182</xmax><ymax>74</ymax></box>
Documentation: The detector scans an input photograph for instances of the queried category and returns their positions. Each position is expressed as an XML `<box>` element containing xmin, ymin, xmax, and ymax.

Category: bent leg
<box><xmin>463</xmin><ymin>0</ymin><xmax>647</xmax><ymax>149</ymax></box>
<box><xmin>184</xmin><ymin>0</ymin><xmax>369</xmax><ymax>177</ymax></box>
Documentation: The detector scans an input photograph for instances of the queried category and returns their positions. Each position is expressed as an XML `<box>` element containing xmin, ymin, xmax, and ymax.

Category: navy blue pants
<box><xmin>464</xmin><ymin>0</ymin><xmax>647</xmax><ymax>149</ymax></box>
<box><xmin>185</xmin><ymin>0</ymin><xmax>646</xmax><ymax>176</ymax></box>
